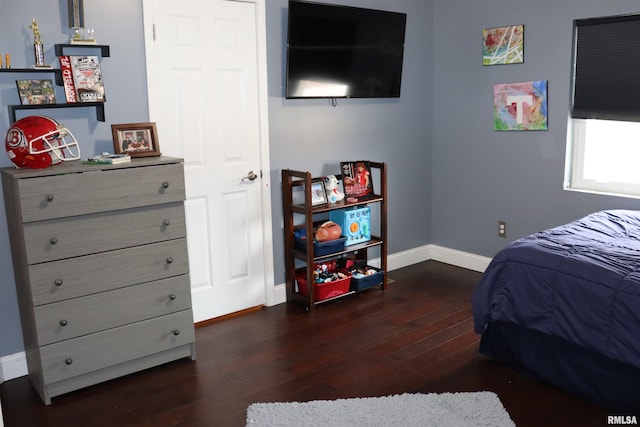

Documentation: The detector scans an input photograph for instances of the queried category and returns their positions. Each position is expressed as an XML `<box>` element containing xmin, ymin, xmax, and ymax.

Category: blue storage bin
<box><xmin>350</xmin><ymin>265</ymin><xmax>384</xmax><ymax>291</ymax></box>
<box><xmin>294</xmin><ymin>228</ymin><xmax>346</xmax><ymax>256</ymax></box>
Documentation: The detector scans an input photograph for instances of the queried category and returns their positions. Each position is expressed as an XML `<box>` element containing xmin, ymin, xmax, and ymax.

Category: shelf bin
<box><xmin>296</xmin><ymin>267</ymin><xmax>351</xmax><ymax>301</ymax></box>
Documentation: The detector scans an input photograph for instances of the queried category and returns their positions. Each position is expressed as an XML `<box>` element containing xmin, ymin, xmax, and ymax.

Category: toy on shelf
<box><xmin>323</xmin><ymin>174</ymin><xmax>344</xmax><ymax>203</ymax></box>
<box><xmin>315</xmin><ymin>221</ymin><xmax>341</xmax><ymax>242</ymax></box>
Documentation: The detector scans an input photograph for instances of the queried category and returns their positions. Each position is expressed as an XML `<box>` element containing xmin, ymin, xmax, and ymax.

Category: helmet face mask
<box><xmin>5</xmin><ymin>116</ymin><xmax>81</xmax><ymax>168</ymax></box>
<box><xmin>28</xmin><ymin>127</ymin><xmax>80</xmax><ymax>163</ymax></box>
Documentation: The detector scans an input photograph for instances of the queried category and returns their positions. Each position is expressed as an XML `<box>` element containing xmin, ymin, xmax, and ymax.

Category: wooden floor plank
<box><xmin>0</xmin><ymin>261</ymin><xmax>610</xmax><ymax>426</ymax></box>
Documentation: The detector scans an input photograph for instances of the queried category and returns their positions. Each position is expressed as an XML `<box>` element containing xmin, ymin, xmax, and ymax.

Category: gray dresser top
<box><xmin>0</xmin><ymin>156</ymin><xmax>183</xmax><ymax>179</ymax></box>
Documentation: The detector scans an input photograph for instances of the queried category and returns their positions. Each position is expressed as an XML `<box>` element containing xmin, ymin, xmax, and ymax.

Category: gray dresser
<box><xmin>1</xmin><ymin>156</ymin><xmax>196</xmax><ymax>405</ymax></box>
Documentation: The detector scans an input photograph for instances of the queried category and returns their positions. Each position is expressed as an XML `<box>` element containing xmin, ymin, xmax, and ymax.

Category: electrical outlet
<box><xmin>498</xmin><ymin>221</ymin><xmax>507</xmax><ymax>238</ymax></box>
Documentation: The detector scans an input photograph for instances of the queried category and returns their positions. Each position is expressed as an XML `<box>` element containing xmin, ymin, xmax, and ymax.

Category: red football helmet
<box><xmin>5</xmin><ymin>116</ymin><xmax>81</xmax><ymax>168</ymax></box>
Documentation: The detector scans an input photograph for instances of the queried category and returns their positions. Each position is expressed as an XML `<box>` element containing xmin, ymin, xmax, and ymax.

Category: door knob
<box><xmin>242</xmin><ymin>170</ymin><xmax>258</xmax><ymax>182</ymax></box>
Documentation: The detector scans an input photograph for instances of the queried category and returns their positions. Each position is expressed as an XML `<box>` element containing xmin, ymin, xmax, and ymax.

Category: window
<box><xmin>565</xmin><ymin>14</ymin><xmax>640</xmax><ymax>198</ymax></box>
<box><xmin>567</xmin><ymin>118</ymin><xmax>640</xmax><ymax>197</ymax></box>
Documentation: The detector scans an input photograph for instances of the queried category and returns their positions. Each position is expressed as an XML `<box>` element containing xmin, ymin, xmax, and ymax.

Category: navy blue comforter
<box><xmin>473</xmin><ymin>210</ymin><xmax>640</xmax><ymax>370</ymax></box>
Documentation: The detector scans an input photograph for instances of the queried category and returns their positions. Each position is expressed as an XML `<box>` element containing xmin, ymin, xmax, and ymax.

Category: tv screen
<box><xmin>285</xmin><ymin>0</ymin><xmax>407</xmax><ymax>99</ymax></box>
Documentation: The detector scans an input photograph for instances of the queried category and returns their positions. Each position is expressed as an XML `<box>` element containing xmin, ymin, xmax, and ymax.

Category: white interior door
<box><xmin>143</xmin><ymin>0</ymin><xmax>274</xmax><ymax>322</ymax></box>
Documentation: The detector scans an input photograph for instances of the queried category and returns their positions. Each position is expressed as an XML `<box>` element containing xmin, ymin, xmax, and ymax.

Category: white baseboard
<box><xmin>0</xmin><ymin>351</ymin><xmax>27</xmax><ymax>383</ymax></box>
<box><xmin>1</xmin><ymin>245</ymin><xmax>491</xmax><ymax>381</ymax></box>
<box><xmin>429</xmin><ymin>245</ymin><xmax>492</xmax><ymax>273</ymax></box>
<box><xmin>268</xmin><ymin>244</ymin><xmax>491</xmax><ymax>307</ymax></box>
<box><xmin>273</xmin><ymin>282</ymin><xmax>287</xmax><ymax>305</ymax></box>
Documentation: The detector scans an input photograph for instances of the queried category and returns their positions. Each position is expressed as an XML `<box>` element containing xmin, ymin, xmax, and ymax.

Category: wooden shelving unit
<box><xmin>282</xmin><ymin>162</ymin><xmax>387</xmax><ymax>311</ymax></box>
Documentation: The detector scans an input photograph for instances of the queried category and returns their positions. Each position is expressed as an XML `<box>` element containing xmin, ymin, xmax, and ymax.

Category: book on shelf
<box><xmin>59</xmin><ymin>55</ymin><xmax>106</xmax><ymax>103</ymax></box>
<box><xmin>82</xmin><ymin>153</ymin><xmax>131</xmax><ymax>165</ymax></box>
<box><xmin>15</xmin><ymin>79</ymin><xmax>56</xmax><ymax>105</ymax></box>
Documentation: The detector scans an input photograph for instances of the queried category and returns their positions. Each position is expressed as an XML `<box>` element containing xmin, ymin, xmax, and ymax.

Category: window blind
<box><xmin>571</xmin><ymin>14</ymin><xmax>640</xmax><ymax>122</ymax></box>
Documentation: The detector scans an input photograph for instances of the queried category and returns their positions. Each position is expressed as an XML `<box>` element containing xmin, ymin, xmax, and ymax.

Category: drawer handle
<box><xmin>64</xmin><ymin>358</ymin><xmax>73</xmax><ymax>366</ymax></box>
<box><xmin>46</xmin><ymin>194</ymin><xmax>54</xmax><ymax>202</ymax></box>
<box><xmin>54</xmin><ymin>279</ymin><xmax>63</xmax><ymax>287</ymax></box>
<box><xmin>166</xmin><ymin>257</ymin><xmax>174</xmax><ymax>264</ymax></box>
<box><xmin>172</xmin><ymin>329</ymin><xmax>181</xmax><ymax>336</ymax></box>
<box><xmin>49</xmin><ymin>237</ymin><xmax>58</xmax><ymax>245</ymax></box>
<box><xmin>169</xmin><ymin>294</ymin><xmax>177</xmax><ymax>301</ymax></box>
<box><xmin>162</xmin><ymin>181</ymin><xmax>170</xmax><ymax>189</ymax></box>
<box><xmin>59</xmin><ymin>319</ymin><xmax>68</xmax><ymax>327</ymax></box>
<box><xmin>163</xmin><ymin>219</ymin><xmax>171</xmax><ymax>227</ymax></box>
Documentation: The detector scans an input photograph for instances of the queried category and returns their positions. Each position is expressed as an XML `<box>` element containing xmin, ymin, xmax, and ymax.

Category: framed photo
<box><xmin>310</xmin><ymin>180</ymin><xmax>328</xmax><ymax>206</ymax></box>
<box><xmin>16</xmin><ymin>79</ymin><xmax>56</xmax><ymax>105</ymax></box>
<box><xmin>111</xmin><ymin>122</ymin><xmax>161</xmax><ymax>157</ymax></box>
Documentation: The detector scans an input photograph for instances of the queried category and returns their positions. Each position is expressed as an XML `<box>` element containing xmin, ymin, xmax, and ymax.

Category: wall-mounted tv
<box><xmin>285</xmin><ymin>0</ymin><xmax>407</xmax><ymax>99</ymax></box>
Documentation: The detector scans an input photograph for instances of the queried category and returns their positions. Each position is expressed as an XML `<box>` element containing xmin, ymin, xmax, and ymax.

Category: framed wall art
<box><xmin>111</xmin><ymin>122</ymin><xmax>161</xmax><ymax>157</ymax></box>
<box><xmin>493</xmin><ymin>80</ymin><xmax>548</xmax><ymax>131</ymax></box>
<box><xmin>483</xmin><ymin>25</ymin><xmax>524</xmax><ymax>65</ymax></box>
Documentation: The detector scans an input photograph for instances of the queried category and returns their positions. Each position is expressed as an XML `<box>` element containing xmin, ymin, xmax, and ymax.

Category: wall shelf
<box><xmin>54</xmin><ymin>44</ymin><xmax>110</xmax><ymax>57</ymax></box>
<box><xmin>8</xmin><ymin>102</ymin><xmax>105</xmax><ymax>123</ymax></box>
<box><xmin>3</xmin><ymin>44</ymin><xmax>110</xmax><ymax>123</ymax></box>
<box><xmin>0</xmin><ymin>68</ymin><xmax>63</xmax><ymax>85</ymax></box>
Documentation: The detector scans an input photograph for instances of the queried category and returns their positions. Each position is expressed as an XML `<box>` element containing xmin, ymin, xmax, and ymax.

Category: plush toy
<box><xmin>323</xmin><ymin>175</ymin><xmax>345</xmax><ymax>203</ymax></box>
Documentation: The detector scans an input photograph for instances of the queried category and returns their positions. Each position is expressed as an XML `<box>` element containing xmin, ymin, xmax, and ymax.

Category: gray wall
<box><xmin>266</xmin><ymin>0</ymin><xmax>434</xmax><ymax>284</ymax></box>
<box><xmin>0</xmin><ymin>0</ymin><xmax>639</xmax><ymax>362</ymax></box>
<box><xmin>0</xmin><ymin>0</ymin><xmax>150</xmax><ymax>358</ymax></box>
<box><xmin>431</xmin><ymin>0</ymin><xmax>640</xmax><ymax>257</ymax></box>
<box><xmin>0</xmin><ymin>0</ymin><xmax>433</xmax><ymax>358</ymax></box>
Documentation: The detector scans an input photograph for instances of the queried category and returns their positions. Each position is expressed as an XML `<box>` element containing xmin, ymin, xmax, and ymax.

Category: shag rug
<box><xmin>246</xmin><ymin>391</ymin><xmax>515</xmax><ymax>427</ymax></box>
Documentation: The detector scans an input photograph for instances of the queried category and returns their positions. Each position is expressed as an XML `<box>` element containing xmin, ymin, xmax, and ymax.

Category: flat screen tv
<box><xmin>285</xmin><ymin>0</ymin><xmax>407</xmax><ymax>99</ymax></box>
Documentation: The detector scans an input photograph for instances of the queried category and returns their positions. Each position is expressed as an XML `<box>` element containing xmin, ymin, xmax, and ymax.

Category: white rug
<box><xmin>246</xmin><ymin>392</ymin><xmax>515</xmax><ymax>427</ymax></box>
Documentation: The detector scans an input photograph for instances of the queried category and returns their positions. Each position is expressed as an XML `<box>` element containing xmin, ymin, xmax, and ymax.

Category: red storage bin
<box><xmin>295</xmin><ymin>265</ymin><xmax>351</xmax><ymax>301</ymax></box>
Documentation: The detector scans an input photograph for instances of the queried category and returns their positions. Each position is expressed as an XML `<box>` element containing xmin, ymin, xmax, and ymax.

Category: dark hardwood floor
<box><xmin>1</xmin><ymin>261</ymin><xmax>611</xmax><ymax>426</ymax></box>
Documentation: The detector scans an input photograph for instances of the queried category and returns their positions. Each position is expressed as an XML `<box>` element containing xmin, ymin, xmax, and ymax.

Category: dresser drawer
<box><xmin>17</xmin><ymin>163</ymin><xmax>185</xmax><ymax>222</ymax></box>
<box><xmin>40</xmin><ymin>310</ymin><xmax>195</xmax><ymax>385</ymax></box>
<box><xmin>29</xmin><ymin>239</ymin><xmax>189</xmax><ymax>306</ymax></box>
<box><xmin>24</xmin><ymin>203</ymin><xmax>186</xmax><ymax>264</ymax></box>
<box><xmin>35</xmin><ymin>275</ymin><xmax>192</xmax><ymax>346</ymax></box>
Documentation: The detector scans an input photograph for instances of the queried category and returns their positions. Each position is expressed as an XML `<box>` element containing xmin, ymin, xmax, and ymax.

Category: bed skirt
<box><xmin>479</xmin><ymin>321</ymin><xmax>640</xmax><ymax>413</ymax></box>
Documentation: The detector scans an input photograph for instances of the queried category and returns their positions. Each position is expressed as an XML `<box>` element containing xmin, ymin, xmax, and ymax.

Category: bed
<box><xmin>472</xmin><ymin>210</ymin><xmax>640</xmax><ymax>413</ymax></box>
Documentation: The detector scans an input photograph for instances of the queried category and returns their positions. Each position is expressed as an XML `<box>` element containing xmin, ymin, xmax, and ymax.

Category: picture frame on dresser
<box><xmin>111</xmin><ymin>122</ymin><xmax>161</xmax><ymax>157</ymax></box>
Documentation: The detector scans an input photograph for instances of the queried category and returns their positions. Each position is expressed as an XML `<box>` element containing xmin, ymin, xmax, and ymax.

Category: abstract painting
<box><xmin>493</xmin><ymin>80</ymin><xmax>548</xmax><ymax>131</ymax></box>
<box><xmin>483</xmin><ymin>25</ymin><xmax>524</xmax><ymax>65</ymax></box>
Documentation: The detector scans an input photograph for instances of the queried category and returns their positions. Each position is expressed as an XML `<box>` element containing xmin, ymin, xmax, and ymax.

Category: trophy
<box><xmin>29</xmin><ymin>18</ymin><xmax>50</xmax><ymax>68</ymax></box>
<box><xmin>68</xmin><ymin>0</ymin><xmax>97</xmax><ymax>44</ymax></box>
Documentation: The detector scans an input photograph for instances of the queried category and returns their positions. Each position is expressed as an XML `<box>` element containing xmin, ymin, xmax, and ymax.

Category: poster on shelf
<box><xmin>340</xmin><ymin>161</ymin><xmax>374</xmax><ymax>198</ymax></box>
<box><xmin>59</xmin><ymin>55</ymin><xmax>106</xmax><ymax>103</ymax></box>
